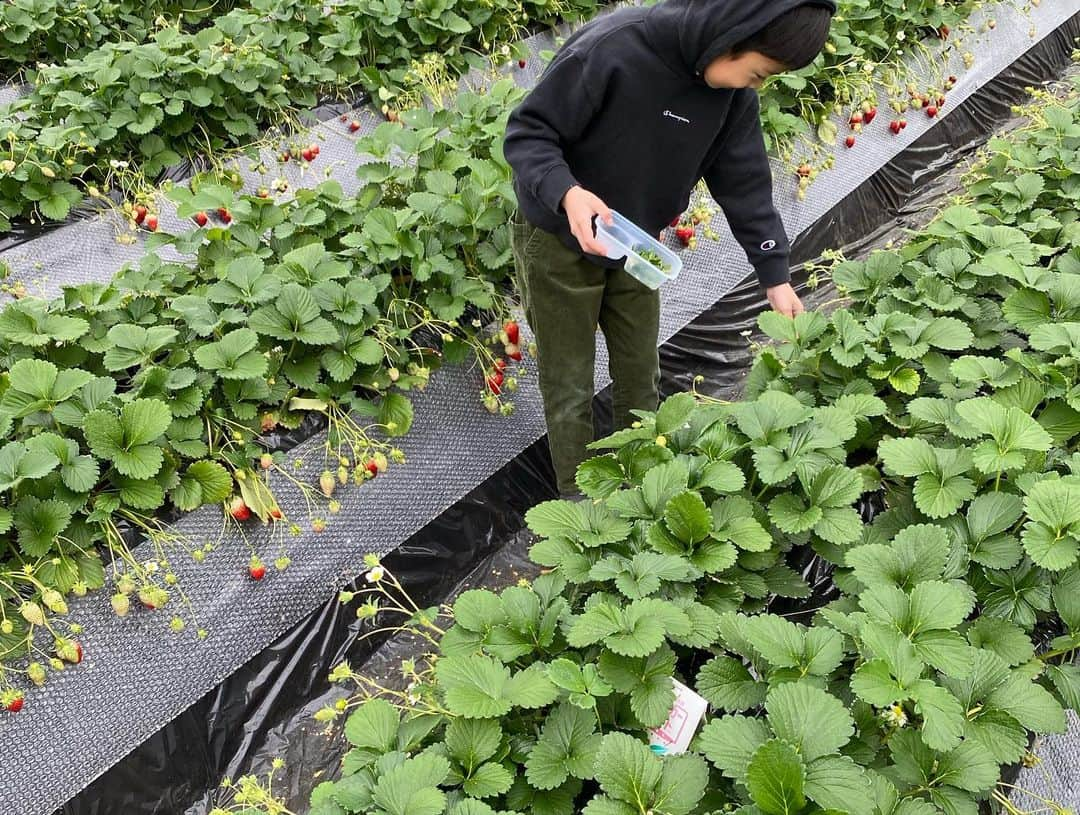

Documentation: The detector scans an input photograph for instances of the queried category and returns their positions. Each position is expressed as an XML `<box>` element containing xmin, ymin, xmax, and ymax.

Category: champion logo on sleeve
<box><xmin>760</xmin><ymin>239</ymin><xmax>777</xmax><ymax>251</ymax></box>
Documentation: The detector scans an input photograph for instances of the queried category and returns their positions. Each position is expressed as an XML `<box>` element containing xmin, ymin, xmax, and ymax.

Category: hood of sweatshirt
<box><xmin>643</xmin><ymin>0</ymin><xmax>838</xmax><ymax>79</ymax></box>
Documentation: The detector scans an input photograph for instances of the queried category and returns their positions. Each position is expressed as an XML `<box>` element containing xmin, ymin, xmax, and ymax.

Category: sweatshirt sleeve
<box><xmin>503</xmin><ymin>52</ymin><xmax>601</xmax><ymax>215</ymax></box>
<box><xmin>703</xmin><ymin>92</ymin><xmax>792</xmax><ymax>289</ymax></box>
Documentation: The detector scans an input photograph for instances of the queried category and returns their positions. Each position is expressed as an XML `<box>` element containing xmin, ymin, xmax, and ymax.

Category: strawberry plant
<box><xmin>766</xmin><ymin>0</ymin><xmax>988</xmax><ymax>178</ymax></box>
<box><xmin>0</xmin><ymin>0</ymin><xmax>238</xmax><ymax>79</ymax></box>
<box><xmin>0</xmin><ymin>0</ymin><xmax>598</xmax><ymax>229</ymax></box>
<box><xmin>0</xmin><ymin>83</ymin><xmax>531</xmax><ymax>687</ymax></box>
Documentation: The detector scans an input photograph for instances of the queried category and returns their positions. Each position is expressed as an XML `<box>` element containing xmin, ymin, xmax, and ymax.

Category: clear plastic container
<box><xmin>594</xmin><ymin>210</ymin><xmax>683</xmax><ymax>290</ymax></box>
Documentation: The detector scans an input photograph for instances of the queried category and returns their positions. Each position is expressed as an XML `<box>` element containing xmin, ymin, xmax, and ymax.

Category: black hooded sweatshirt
<box><xmin>503</xmin><ymin>0</ymin><xmax>836</xmax><ymax>289</ymax></box>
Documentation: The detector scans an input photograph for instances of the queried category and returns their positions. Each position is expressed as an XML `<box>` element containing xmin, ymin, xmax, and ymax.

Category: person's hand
<box><xmin>766</xmin><ymin>282</ymin><xmax>804</xmax><ymax>317</ymax></box>
<box><xmin>561</xmin><ymin>185</ymin><xmax>613</xmax><ymax>256</ymax></box>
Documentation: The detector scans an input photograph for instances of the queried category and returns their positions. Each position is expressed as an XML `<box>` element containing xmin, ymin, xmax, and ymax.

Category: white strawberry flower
<box><xmin>365</xmin><ymin>566</ymin><xmax>385</xmax><ymax>583</ymax></box>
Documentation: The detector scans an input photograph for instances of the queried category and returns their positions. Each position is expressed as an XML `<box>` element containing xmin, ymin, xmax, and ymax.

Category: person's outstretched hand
<box><xmin>561</xmin><ymin>185</ymin><xmax>613</xmax><ymax>256</ymax></box>
<box><xmin>767</xmin><ymin>282</ymin><xmax>804</xmax><ymax>318</ymax></box>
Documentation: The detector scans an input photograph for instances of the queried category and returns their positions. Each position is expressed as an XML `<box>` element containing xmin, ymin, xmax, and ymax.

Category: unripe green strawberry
<box><xmin>117</xmin><ymin>574</ymin><xmax>136</xmax><ymax>595</ymax></box>
<box><xmin>20</xmin><ymin>601</ymin><xmax>45</xmax><ymax>626</ymax></box>
<box><xmin>170</xmin><ymin>617</ymin><xmax>186</xmax><ymax>632</ymax></box>
<box><xmin>27</xmin><ymin>662</ymin><xmax>46</xmax><ymax>686</ymax></box>
<box><xmin>42</xmin><ymin>589</ymin><xmax>67</xmax><ymax>615</ymax></box>
<box><xmin>72</xmin><ymin>581</ymin><xmax>88</xmax><ymax>597</ymax></box>
<box><xmin>0</xmin><ymin>620</ymin><xmax>12</xmax><ymax>634</ymax></box>
<box><xmin>112</xmin><ymin>593</ymin><xmax>131</xmax><ymax>616</ymax></box>
<box><xmin>49</xmin><ymin>657</ymin><xmax>65</xmax><ymax>671</ymax></box>
<box><xmin>260</xmin><ymin>453</ymin><xmax>273</xmax><ymax>470</ymax></box>
<box><xmin>319</xmin><ymin>470</ymin><xmax>336</xmax><ymax>497</ymax></box>
<box><xmin>138</xmin><ymin>587</ymin><xmax>158</xmax><ymax>609</ymax></box>
<box><xmin>373</xmin><ymin>452</ymin><xmax>388</xmax><ymax>473</ymax></box>
<box><xmin>337</xmin><ymin>465</ymin><xmax>348</xmax><ymax>485</ymax></box>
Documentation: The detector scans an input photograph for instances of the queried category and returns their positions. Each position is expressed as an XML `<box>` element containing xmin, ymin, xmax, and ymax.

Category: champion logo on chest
<box><xmin>662</xmin><ymin>109</ymin><xmax>691</xmax><ymax>125</ymax></box>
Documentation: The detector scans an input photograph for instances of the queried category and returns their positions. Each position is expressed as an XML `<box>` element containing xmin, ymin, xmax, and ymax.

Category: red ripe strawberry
<box><xmin>889</xmin><ymin>120</ymin><xmax>902</xmax><ymax>134</ymax></box>
<box><xmin>505</xmin><ymin>343</ymin><xmax>522</xmax><ymax>361</ymax></box>
<box><xmin>6</xmin><ymin>696</ymin><xmax>24</xmax><ymax>713</ymax></box>
<box><xmin>133</xmin><ymin>204</ymin><xmax>147</xmax><ymax>224</ymax></box>
<box><xmin>864</xmin><ymin>107</ymin><xmax>877</xmax><ymax>124</ymax></box>
<box><xmin>249</xmin><ymin>561</ymin><xmax>266</xmax><ymax>580</ymax></box>
<box><xmin>301</xmin><ymin>148</ymin><xmax>314</xmax><ymax>162</ymax></box>
<box><xmin>504</xmin><ymin>320</ymin><xmax>519</xmax><ymax>345</ymax></box>
<box><xmin>229</xmin><ymin>496</ymin><xmax>251</xmax><ymax>522</ymax></box>
<box><xmin>486</xmin><ymin>371</ymin><xmax>503</xmax><ymax>394</ymax></box>
<box><xmin>845</xmin><ymin>135</ymin><xmax>856</xmax><ymax>148</ymax></box>
<box><xmin>269</xmin><ymin>507</ymin><xmax>283</xmax><ymax>521</ymax></box>
<box><xmin>948</xmin><ymin>75</ymin><xmax>957</xmax><ymax>84</ymax></box>
<box><xmin>938</xmin><ymin>24</ymin><xmax>950</xmax><ymax>39</ymax></box>
<box><xmin>217</xmin><ymin>207</ymin><xmax>232</xmax><ymax>223</ymax></box>
<box><xmin>926</xmin><ymin>105</ymin><xmax>938</xmax><ymax>118</ymax></box>
<box><xmin>675</xmin><ymin>226</ymin><xmax>694</xmax><ymax>245</ymax></box>
<box><xmin>899</xmin><ymin>118</ymin><xmax>908</xmax><ymax>129</ymax></box>
<box><xmin>349</xmin><ymin>120</ymin><xmax>361</xmax><ymax>133</ymax></box>
<box><xmin>669</xmin><ymin>215</ymin><xmax>680</xmax><ymax>228</ymax></box>
<box><xmin>280</xmin><ymin>150</ymin><xmax>291</xmax><ymax>162</ymax></box>
<box><xmin>339</xmin><ymin>114</ymin><xmax>348</xmax><ymax>122</ymax></box>
<box><xmin>145</xmin><ymin>215</ymin><xmax>158</xmax><ymax>232</ymax></box>
<box><xmin>849</xmin><ymin>111</ymin><xmax>863</xmax><ymax>127</ymax></box>
<box><xmin>937</xmin><ymin>95</ymin><xmax>946</xmax><ymax>107</ymax></box>
<box><xmin>493</xmin><ymin>358</ymin><xmax>507</xmax><ymax>373</ymax></box>
<box><xmin>518</xmin><ymin>59</ymin><xmax>527</xmax><ymax>69</ymax></box>
<box><xmin>310</xmin><ymin>143</ymin><xmax>320</xmax><ymax>156</ymax></box>
<box><xmin>194</xmin><ymin>211</ymin><xmax>208</xmax><ymax>226</ymax></box>
<box><xmin>365</xmin><ymin>460</ymin><xmax>379</xmax><ymax>477</ymax></box>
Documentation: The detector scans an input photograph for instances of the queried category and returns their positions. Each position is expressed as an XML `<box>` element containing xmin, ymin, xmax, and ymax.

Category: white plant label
<box><xmin>648</xmin><ymin>678</ymin><xmax>708</xmax><ymax>755</ymax></box>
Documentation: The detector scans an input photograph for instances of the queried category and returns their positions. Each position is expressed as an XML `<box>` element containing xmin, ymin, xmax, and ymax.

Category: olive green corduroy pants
<box><xmin>510</xmin><ymin>210</ymin><xmax>661</xmax><ymax>496</ymax></box>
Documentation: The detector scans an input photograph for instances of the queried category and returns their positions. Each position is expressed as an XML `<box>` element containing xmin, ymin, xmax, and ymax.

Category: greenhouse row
<box><xmin>0</xmin><ymin>0</ymin><xmax>1079</xmax><ymax>813</ymax></box>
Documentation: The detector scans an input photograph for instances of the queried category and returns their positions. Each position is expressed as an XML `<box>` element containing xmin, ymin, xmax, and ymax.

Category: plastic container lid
<box><xmin>594</xmin><ymin>210</ymin><xmax>683</xmax><ymax>290</ymax></box>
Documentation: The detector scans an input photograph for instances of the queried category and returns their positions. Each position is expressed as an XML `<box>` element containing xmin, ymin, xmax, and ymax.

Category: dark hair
<box><xmin>732</xmin><ymin>4</ymin><xmax>834</xmax><ymax>71</ymax></box>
